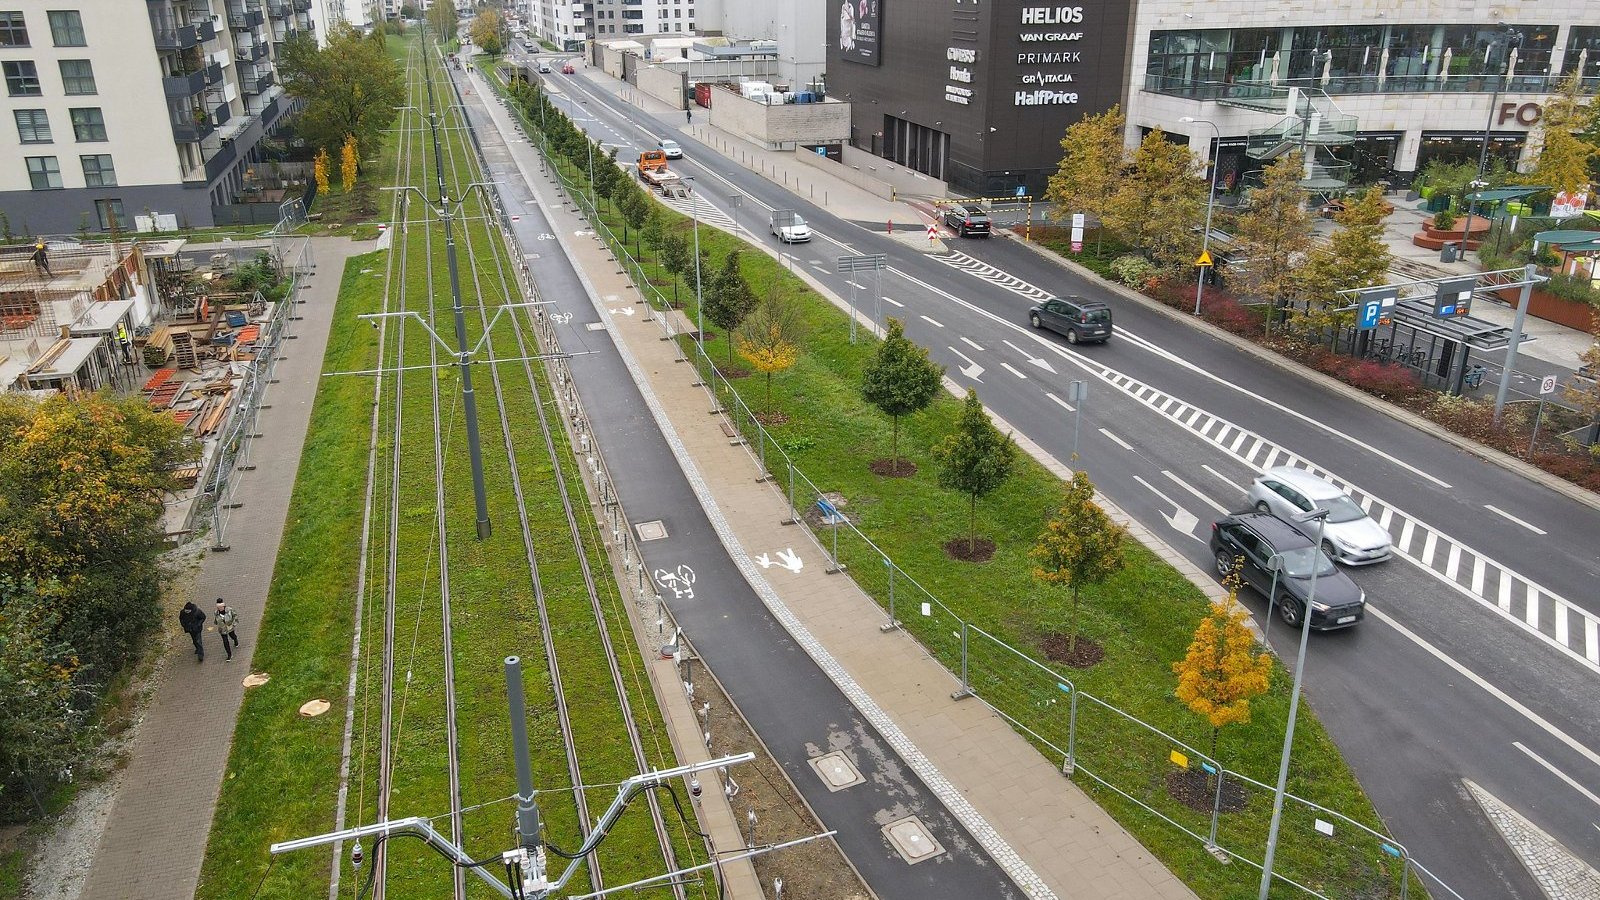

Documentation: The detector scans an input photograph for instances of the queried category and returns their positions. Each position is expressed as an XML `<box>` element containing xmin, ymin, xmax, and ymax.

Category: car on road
<box><xmin>770</xmin><ymin>210</ymin><xmax>811</xmax><ymax>243</ymax></box>
<box><xmin>1248</xmin><ymin>467</ymin><xmax>1393</xmax><ymax>565</ymax></box>
<box><xmin>1210</xmin><ymin>512</ymin><xmax>1367</xmax><ymax>630</ymax></box>
<box><xmin>658</xmin><ymin>139</ymin><xmax>683</xmax><ymax>159</ymax></box>
<box><xmin>537</xmin><ymin>61</ymin><xmax>552</xmax><ymax>73</ymax></box>
<box><xmin>942</xmin><ymin>204</ymin><xmax>991</xmax><ymax>237</ymax></box>
<box><xmin>561</xmin><ymin>63</ymin><xmax>576</xmax><ymax>74</ymax></box>
<box><xmin>1028</xmin><ymin>295</ymin><xmax>1112</xmax><ymax>344</ymax></box>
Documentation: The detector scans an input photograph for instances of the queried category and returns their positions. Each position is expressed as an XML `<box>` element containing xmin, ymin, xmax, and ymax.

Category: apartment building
<box><xmin>587</xmin><ymin>0</ymin><xmax>699</xmax><ymax>40</ymax></box>
<box><xmin>0</xmin><ymin>0</ymin><xmax>307</xmax><ymax>234</ymax></box>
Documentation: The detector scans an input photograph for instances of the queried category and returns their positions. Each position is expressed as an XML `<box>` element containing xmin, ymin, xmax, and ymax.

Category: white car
<box><xmin>658</xmin><ymin>139</ymin><xmax>683</xmax><ymax>159</ymax></box>
<box><xmin>1247</xmin><ymin>467</ymin><xmax>1393</xmax><ymax>565</ymax></box>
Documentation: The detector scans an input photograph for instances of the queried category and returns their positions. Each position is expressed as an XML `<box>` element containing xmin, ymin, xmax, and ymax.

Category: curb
<box><xmin>1001</xmin><ymin>231</ymin><xmax>1600</xmax><ymax>514</ymax></box>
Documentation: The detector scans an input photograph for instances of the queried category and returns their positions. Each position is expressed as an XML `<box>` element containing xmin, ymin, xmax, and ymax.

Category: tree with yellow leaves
<box><xmin>1031</xmin><ymin>470</ymin><xmax>1126</xmax><ymax>661</ymax></box>
<box><xmin>1172</xmin><ymin>589</ymin><xmax>1273</xmax><ymax>762</ymax></box>
<box><xmin>313</xmin><ymin>147</ymin><xmax>330</xmax><ymax>196</ymax></box>
<box><xmin>340</xmin><ymin>134</ymin><xmax>358</xmax><ymax>193</ymax></box>
<box><xmin>735</xmin><ymin>295</ymin><xmax>803</xmax><ymax>415</ymax></box>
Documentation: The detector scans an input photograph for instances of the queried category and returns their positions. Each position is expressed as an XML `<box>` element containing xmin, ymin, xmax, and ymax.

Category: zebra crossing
<box><xmin>1095</xmin><ymin>368</ymin><xmax>1600</xmax><ymax>672</ymax></box>
<box><xmin>934</xmin><ymin>251</ymin><xmax>1052</xmax><ymax>302</ymax></box>
<box><xmin>654</xmin><ymin>189</ymin><xmax>740</xmax><ymax>231</ymax></box>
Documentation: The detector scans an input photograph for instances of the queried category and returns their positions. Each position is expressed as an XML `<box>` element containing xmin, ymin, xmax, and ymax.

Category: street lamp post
<box><xmin>1258</xmin><ymin>508</ymin><xmax>1331</xmax><ymax>899</ymax></box>
<box><xmin>685</xmin><ymin>175</ymin><xmax>705</xmax><ymax>347</ymax></box>
<box><xmin>1181</xmin><ymin>117</ymin><xmax>1222</xmax><ymax>317</ymax></box>
<box><xmin>1461</xmin><ymin>38</ymin><xmax>1515</xmax><ymax>260</ymax></box>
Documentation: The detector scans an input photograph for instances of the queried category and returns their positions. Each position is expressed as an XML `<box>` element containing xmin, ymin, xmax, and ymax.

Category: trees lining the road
<box><xmin>276</xmin><ymin>25</ymin><xmax>404</xmax><ymax>166</ymax></box>
<box><xmin>1228</xmin><ymin>151</ymin><xmax>1312</xmax><ymax>316</ymax></box>
<box><xmin>1172</xmin><ymin>590</ymin><xmax>1272</xmax><ymax>762</ymax></box>
<box><xmin>933</xmin><ymin>390</ymin><xmax>1017</xmax><ymax>559</ymax></box>
<box><xmin>1103</xmin><ymin>128</ymin><xmax>1207</xmax><ymax>278</ymax></box>
<box><xmin>1294</xmin><ymin>185</ymin><xmax>1393</xmax><ymax>327</ymax></box>
<box><xmin>861</xmin><ymin>318</ymin><xmax>944</xmax><ymax>475</ymax></box>
<box><xmin>706</xmin><ymin>251</ymin><xmax>759</xmax><ymax>366</ymax></box>
<box><xmin>1046</xmin><ymin>105</ymin><xmax>1125</xmax><ymax>256</ymax></box>
<box><xmin>1030</xmin><ymin>471</ymin><xmax>1126</xmax><ymax>662</ymax></box>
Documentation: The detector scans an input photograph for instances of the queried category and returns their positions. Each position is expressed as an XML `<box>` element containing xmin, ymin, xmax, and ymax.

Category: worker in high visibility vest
<box><xmin>116</xmin><ymin>322</ymin><xmax>133</xmax><ymax>364</ymax></box>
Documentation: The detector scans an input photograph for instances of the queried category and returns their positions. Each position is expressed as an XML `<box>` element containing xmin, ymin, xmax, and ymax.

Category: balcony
<box><xmin>243</xmin><ymin>69</ymin><xmax>274</xmax><ymax>95</ymax></box>
<box><xmin>292</xmin><ymin>0</ymin><xmax>310</xmax><ymax>11</ymax></box>
<box><xmin>266</xmin><ymin>0</ymin><xmax>289</xmax><ymax>16</ymax></box>
<box><xmin>203</xmin><ymin>138</ymin><xmax>239</xmax><ymax>183</ymax></box>
<box><xmin>162</xmin><ymin>62</ymin><xmax>221</xmax><ymax>97</ymax></box>
<box><xmin>197</xmin><ymin>19</ymin><xmax>217</xmax><ymax>41</ymax></box>
<box><xmin>171</xmin><ymin>109</ymin><xmax>217</xmax><ymax>143</ymax></box>
<box><xmin>229</xmin><ymin>8</ymin><xmax>264</xmax><ymax>28</ymax></box>
<box><xmin>152</xmin><ymin>22</ymin><xmax>200</xmax><ymax>50</ymax></box>
<box><xmin>236</xmin><ymin>40</ymin><xmax>268</xmax><ymax>61</ymax></box>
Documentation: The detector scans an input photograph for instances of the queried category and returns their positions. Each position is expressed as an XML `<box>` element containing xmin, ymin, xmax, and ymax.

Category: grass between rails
<box><xmin>197</xmin><ymin>38</ymin><xmax>697</xmax><ymax>900</ymax></box>
<box><xmin>493</xmin><ymin>73</ymin><xmax>1414</xmax><ymax>899</ymax></box>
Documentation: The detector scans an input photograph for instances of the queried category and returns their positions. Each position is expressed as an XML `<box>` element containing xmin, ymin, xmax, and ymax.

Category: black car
<box><xmin>943</xmin><ymin>204</ymin><xmax>991</xmax><ymax>237</ymax></box>
<box><xmin>1028</xmin><ymin>295</ymin><xmax>1112</xmax><ymax>344</ymax></box>
<box><xmin>1209</xmin><ymin>512</ymin><xmax>1366</xmax><ymax>630</ymax></box>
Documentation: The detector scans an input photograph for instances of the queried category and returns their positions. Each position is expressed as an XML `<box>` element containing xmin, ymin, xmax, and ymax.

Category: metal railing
<box><xmin>493</xmin><ymin>71</ymin><xmax>1469</xmax><ymax>900</ymax></box>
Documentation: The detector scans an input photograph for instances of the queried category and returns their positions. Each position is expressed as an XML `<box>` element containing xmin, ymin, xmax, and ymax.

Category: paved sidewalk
<box><xmin>79</xmin><ymin>237</ymin><xmax>363</xmax><ymax>900</ymax></box>
<box><xmin>472</xmin><ymin>67</ymin><xmax>1195</xmax><ymax>900</ymax></box>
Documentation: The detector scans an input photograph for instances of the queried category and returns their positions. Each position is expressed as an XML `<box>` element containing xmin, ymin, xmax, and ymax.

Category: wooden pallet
<box><xmin>171</xmin><ymin>330</ymin><xmax>199</xmax><ymax>370</ymax></box>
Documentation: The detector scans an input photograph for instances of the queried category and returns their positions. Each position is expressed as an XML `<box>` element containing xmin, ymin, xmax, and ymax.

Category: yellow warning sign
<box><xmin>1169</xmin><ymin>749</ymin><xmax>1190</xmax><ymax>769</ymax></box>
<box><xmin>1195</xmin><ymin>250</ymin><xmax>1214</xmax><ymax>267</ymax></box>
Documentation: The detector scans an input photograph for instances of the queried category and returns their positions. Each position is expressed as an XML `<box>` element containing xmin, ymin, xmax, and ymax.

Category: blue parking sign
<box><xmin>1359</xmin><ymin>299</ymin><xmax>1382</xmax><ymax>330</ymax></box>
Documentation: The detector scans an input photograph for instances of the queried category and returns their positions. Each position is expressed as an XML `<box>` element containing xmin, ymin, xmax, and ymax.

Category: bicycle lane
<box><xmin>458</xmin><ymin>65</ymin><xmax>1193</xmax><ymax>900</ymax></box>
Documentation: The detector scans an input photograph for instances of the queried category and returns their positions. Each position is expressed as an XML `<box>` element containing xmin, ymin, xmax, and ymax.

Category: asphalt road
<box><xmin>451</xmin><ymin>62</ymin><xmax>1027</xmax><ymax>900</ymax></box>
<box><xmin>532</xmin><ymin>58</ymin><xmax>1600</xmax><ymax>899</ymax></box>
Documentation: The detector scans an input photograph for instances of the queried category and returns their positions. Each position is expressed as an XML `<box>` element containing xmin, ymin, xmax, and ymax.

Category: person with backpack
<box><xmin>178</xmin><ymin>601</ymin><xmax>206</xmax><ymax>662</ymax></box>
<box><xmin>214</xmin><ymin>598</ymin><xmax>240</xmax><ymax>661</ymax></box>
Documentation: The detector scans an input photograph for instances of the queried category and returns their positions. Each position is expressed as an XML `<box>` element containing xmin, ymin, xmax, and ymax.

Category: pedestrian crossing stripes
<box><xmin>934</xmin><ymin>251</ymin><xmax>1053</xmax><ymax>302</ymax></box>
<box><xmin>655</xmin><ymin>190</ymin><xmax>739</xmax><ymax>231</ymax></box>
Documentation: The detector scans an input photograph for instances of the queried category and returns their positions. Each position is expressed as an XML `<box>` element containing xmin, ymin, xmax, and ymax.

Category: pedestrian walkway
<box><xmin>78</xmin><ymin>237</ymin><xmax>362</xmax><ymax>900</ymax></box>
<box><xmin>470</xmin><ymin>66</ymin><xmax>1195</xmax><ymax>900</ymax></box>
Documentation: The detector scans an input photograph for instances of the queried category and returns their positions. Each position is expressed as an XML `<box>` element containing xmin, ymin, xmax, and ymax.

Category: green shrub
<box><xmin>1109</xmin><ymin>254</ymin><xmax>1158</xmax><ymax>287</ymax></box>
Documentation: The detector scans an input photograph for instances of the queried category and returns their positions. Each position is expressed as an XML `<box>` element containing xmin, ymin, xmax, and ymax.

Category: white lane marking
<box><xmin>1262</xmin><ymin>448</ymin><xmax>1281</xmax><ymax>470</ymax></box>
<box><xmin>1421</xmin><ymin>531</ymin><xmax>1438</xmax><ymax>567</ymax></box>
<box><xmin>1368</xmin><ymin>607</ymin><xmax>1600</xmax><ymax>771</ymax></box>
<box><xmin>1484</xmin><ymin>504</ymin><xmax>1548</xmax><ymax>535</ymax></box>
<box><xmin>1471</xmin><ymin>557</ymin><xmax>1486</xmax><ymax>596</ymax></box>
<box><xmin>1162</xmin><ymin>470</ymin><xmax>1229</xmax><ymax>515</ymax></box>
<box><xmin>948</xmin><ymin>347</ymin><xmax>984</xmax><ymax>381</ymax></box>
<box><xmin>1499</xmin><ymin>572</ymin><xmax>1514</xmax><ymax>611</ymax></box>
<box><xmin>1588</xmin><ymin>619</ymin><xmax>1599</xmax><ymax>665</ymax></box>
<box><xmin>1203</xmin><ymin>464</ymin><xmax>1247</xmax><ymax>495</ymax></box>
<box><xmin>1378</xmin><ymin>507</ymin><xmax>1393</xmax><ymax>530</ymax></box>
<box><xmin>1512</xmin><ymin>742</ymin><xmax>1600</xmax><ymax>809</ymax></box>
<box><xmin>1184</xmin><ymin>408</ymin><xmax>1203</xmax><ymax>427</ymax></box>
<box><xmin>960</xmin><ymin>337</ymin><xmax>985</xmax><ymax>352</ymax></box>
<box><xmin>810</xmin><ymin>263</ymin><xmax>828</xmax><ymax>274</ymax></box>
<box><xmin>1527</xmin><ymin>588</ymin><xmax>1540</xmax><ymax>629</ymax></box>
<box><xmin>921</xmin><ymin>315</ymin><xmax>945</xmax><ymax>328</ymax></box>
<box><xmin>1212</xmin><ymin>424</ymin><xmax>1232</xmax><ymax>444</ymax></box>
<box><xmin>883</xmin><ymin>296</ymin><xmax>905</xmax><ymax>308</ymax></box>
<box><xmin>1001</xmin><ymin>362</ymin><xmax>1029</xmax><ymax>380</ymax></box>
<box><xmin>1099</xmin><ymin>428</ymin><xmax>1134</xmax><ymax>451</ymax></box>
<box><xmin>1245</xmin><ymin>437</ymin><xmax>1264</xmax><ymax>463</ymax></box>
<box><xmin>1398</xmin><ymin>520</ymin><xmax>1416</xmax><ymax>553</ymax></box>
<box><xmin>1133</xmin><ymin>475</ymin><xmax>1201</xmax><ymax>538</ymax></box>
<box><xmin>848</xmin><ymin>280</ymin><xmax>866</xmax><ymax>290</ymax></box>
<box><xmin>1002</xmin><ymin>338</ymin><xmax>1058</xmax><ymax>374</ymax></box>
<box><xmin>1229</xmin><ymin>432</ymin><xmax>1248</xmax><ymax>453</ymax></box>
<box><xmin>1045</xmin><ymin>392</ymin><xmax>1076</xmax><ymax>412</ymax></box>
<box><xmin>1556</xmin><ymin>603</ymin><xmax>1569</xmax><ymax>646</ymax></box>
<box><xmin>1445</xmin><ymin>545</ymin><xmax>1461</xmax><ymax>582</ymax></box>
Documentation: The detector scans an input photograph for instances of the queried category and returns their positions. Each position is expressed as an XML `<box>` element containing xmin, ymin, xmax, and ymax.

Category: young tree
<box><xmin>1045</xmin><ymin>105</ymin><xmax>1126</xmax><ymax>255</ymax></box>
<box><xmin>620</xmin><ymin>184</ymin><xmax>650</xmax><ymax>257</ymax></box>
<box><xmin>861</xmin><ymin>318</ymin><xmax>944</xmax><ymax>474</ymax></box>
<box><xmin>932</xmin><ymin>390</ymin><xmax>1018</xmax><ymax>556</ymax></box>
<box><xmin>658</xmin><ymin>232</ymin><xmax>691</xmax><ymax>304</ymax></box>
<box><xmin>277</xmin><ymin>26</ymin><xmax>404</xmax><ymax>164</ymax></box>
<box><xmin>1172</xmin><ymin>593</ymin><xmax>1273</xmax><ymax>761</ymax></box>
<box><xmin>313</xmin><ymin>146</ymin><xmax>330</xmax><ymax>196</ymax></box>
<box><xmin>425</xmin><ymin>1</ymin><xmax>458</xmax><ymax>40</ymax></box>
<box><xmin>736</xmin><ymin>295</ymin><xmax>804</xmax><ymax>413</ymax></box>
<box><xmin>340</xmin><ymin>134</ymin><xmax>358</xmax><ymax>192</ymax></box>
<box><xmin>1296</xmin><ymin>185</ymin><xmax>1392</xmax><ymax>318</ymax></box>
<box><xmin>1529</xmin><ymin>73</ymin><xmax>1599</xmax><ymax>198</ymax></box>
<box><xmin>1030</xmin><ymin>471</ymin><xmax>1127</xmax><ymax>656</ymax></box>
<box><xmin>641</xmin><ymin>207</ymin><xmax>666</xmax><ymax>268</ymax></box>
<box><xmin>469</xmin><ymin>8</ymin><xmax>504</xmax><ymax>55</ymax></box>
<box><xmin>706</xmin><ymin>251</ymin><xmax>759</xmax><ymax>363</ymax></box>
<box><xmin>1228</xmin><ymin>150</ymin><xmax>1312</xmax><ymax>309</ymax></box>
<box><xmin>1104</xmin><ymin>128</ymin><xmax>1206</xmax><ymax>276</ymax></box>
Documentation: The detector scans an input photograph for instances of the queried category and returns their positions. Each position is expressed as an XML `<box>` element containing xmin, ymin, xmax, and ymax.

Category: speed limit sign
<box><xmin>1540</xmin><ymin>375</ymin><xmax>1559</xmax><ymax>395</ymax></box>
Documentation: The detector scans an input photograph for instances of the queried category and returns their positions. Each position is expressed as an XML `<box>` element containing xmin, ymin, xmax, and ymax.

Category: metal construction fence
<box><xmin>195</xmin><ymin>234</ymin><xmax>314</xmax><ymax>549</ymax></box>
<box><xmin>487</xmin><ymin>70</ymin><xmax>1470</xmax><ymax>900</ymax></box>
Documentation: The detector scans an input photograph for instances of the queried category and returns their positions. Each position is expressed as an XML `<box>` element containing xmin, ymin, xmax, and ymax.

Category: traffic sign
<box><xmin>1540</xmin><ymin>375</ymin><xmax>1559</xmax><ymax>395</ymax></box>
<box><xmin>1433</xmin><ymin>277</ymin><xmax>1475</xmax><ymax>318</ymax></box>
<box><xmin>1355</xmin><ymin>286</ymin><xmax>1397</xmax><ymax>331</ymax></box>
<box><xmin>1195</xmin><ymin>250</ymin><xmax>1213</xmax><ymax>267</ymax></box>
<box><xmin>926</xmin><ymin>224</ymin><xmax>938</xmax><ymax>240</ymax></box>
<box><xmin>1358</xmin><ymin>299</ymin><xmax>1383</xmax><ymax>330</ymax></box>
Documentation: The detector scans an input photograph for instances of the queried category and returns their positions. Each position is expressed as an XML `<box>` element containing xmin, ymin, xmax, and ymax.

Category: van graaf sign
<box><xmin>1015</xmin><ymin>6</ymin><xmax>1083</xmax><ymax>105</ymax></box>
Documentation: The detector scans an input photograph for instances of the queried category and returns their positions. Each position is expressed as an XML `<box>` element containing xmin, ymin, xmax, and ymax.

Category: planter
<box><xmin>1412</xmin><ymin>214</ymin><xmax>1491</xmax><ymax>250</ymax></box>
<box><xmin>1494</xmin><ymin>285</ymin><xmax>1598</xmax><ymax>331</ymax></box>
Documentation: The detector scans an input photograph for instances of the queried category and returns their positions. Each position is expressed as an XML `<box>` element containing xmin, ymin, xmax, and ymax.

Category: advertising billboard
<box><xmin>839</xmin><ymin>0</ymin><xmax>882</xmax><ymax>66</ymax></box>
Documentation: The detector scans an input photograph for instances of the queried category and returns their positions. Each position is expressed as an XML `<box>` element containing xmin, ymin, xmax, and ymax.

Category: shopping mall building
<box><xmin>826</xmin><ymin>0</ymin><xmax>1600</xmax><ymax>197</ymax></box>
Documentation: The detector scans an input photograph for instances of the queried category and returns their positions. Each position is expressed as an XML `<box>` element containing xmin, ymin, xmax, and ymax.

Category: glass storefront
<box><xmin>1414</xmin><ymin>131</ymin><xmax>1525</xmax><ymax>173</ymax></box>
<box><xmin>1561</xmin><ymin>26</ymin><xmax>1600</xmax><ymax>87</ymax></box>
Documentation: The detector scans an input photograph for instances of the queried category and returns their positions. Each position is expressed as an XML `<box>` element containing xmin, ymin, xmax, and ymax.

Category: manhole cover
<box><xmin>586</xmin><ymin>322</ymin><xmax>606</xmax><ymax>331</ymax></box>
<box><xmin>808</xmin><ymin>751</ymin><xmax>864</xmax><ymax>791</ymax></box>
<box><xmin>882</xmin><ymin>816</ymin><xmax>944</xmax><ymax>864</ymax></box>
<box><xmin>636</xmin><ymin>520</ymin><xmax>668</xmax><ymax>541</ymax></box>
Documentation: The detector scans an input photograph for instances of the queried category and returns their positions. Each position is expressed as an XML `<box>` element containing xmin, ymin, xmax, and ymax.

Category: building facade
<box><xmin>718</xmin><ymin>0</ymin><xmax>824</xmax><ymax>89</ymax></box>
<box><xmin>0</xmin><ymin>1</ymin><xmax>304</xmax><ymax>235</ymax></box>
<box><xmin>586</xmin><ymin>0</ymin><xmax>700</xmax><ymax>40</ymax></box>
<box><xmin>531</xmin><ymin>0</ymin><xmax>590</xmax><ymax>51</ymax></box>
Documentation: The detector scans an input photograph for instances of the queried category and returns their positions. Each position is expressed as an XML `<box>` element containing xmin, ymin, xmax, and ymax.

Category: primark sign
<box><xmin>1015</xmin><ymin>6</ymin><xmax>1085</xmax><ymax>106</ymax></box>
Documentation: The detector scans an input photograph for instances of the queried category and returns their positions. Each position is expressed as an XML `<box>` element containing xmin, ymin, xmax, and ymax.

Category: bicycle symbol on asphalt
<box><xmin>654</xmin><ymin>564</ymin><xmax>697</xmax><ymax>599</ymax></box>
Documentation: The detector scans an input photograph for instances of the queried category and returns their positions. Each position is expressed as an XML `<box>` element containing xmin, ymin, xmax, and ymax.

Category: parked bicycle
<box><xmin>1463</xmin><ymin>364</ymin><xmax>1487</xmax><ymax>389</ymax></box>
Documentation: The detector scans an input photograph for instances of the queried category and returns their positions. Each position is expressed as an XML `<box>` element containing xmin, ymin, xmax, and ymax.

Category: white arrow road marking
<box><xmin>1045</xmin><ymin>392</ymin><xmax>1075</xmax><ymax>412</ymax></box>
<box><xmin>883</xmin><ymin>296</ymin><xmax>905</xmax><ymax>308</ymax></box>
<box><xmin>960</xmin><ymin>337</ymin><xmax>985</xmax><ymax>352</ymax></box>
<box><xmin>1512</xmin><ymin>742</ymin><xmax>1600</xmax><ymax>809</ymax></box>
<box><xmin>574</xmin><ymin>230</ymin><xmax>595</xmax><ymax>236</ymax></box>
<box><xmin>1133</xmin><ymin>475</ymin><xmax>1200</xmax><ymax>539</ymax></box>
<box><xmin>1485</xmin><ymin>504</ymin><xmax>1547</xmax><ymax>536</ymax></box>
<box><xmin>609</xmin><ymin>307</ymin><xmax>635</xmax><ymax>316</ymax></box>
<box><xmin>1002</xmin><ymin>339</ymin><xmax>1058</xmax><ymax>374</ymax></box>
<box><xmin>1001</xmin><ymin>362</ymin><xmax>1028</xmax><ymax>380</ymax></box>
<box><xmin>921</xmin><ymin>315</ymin><xmax>945</xmax><ymax>328</ymax></box>
<box><xmin>1162</xmin><ymin>470</ymin><xmax>1229</xmax><ymax>515</ymax></box>
<box><xmin>848</xmin><ymin>280</ymin><xmax>866</xmax><ymax>290</ymax></box>
<box><xmin>1202</xmin><ymin>463</ymin><xmax>1248</xmax><ymax>495</ymax></box>
<box><xmin>1098</xmin><ymin>427</ymin><xmax>1133</xmax><ymax>451</ymax></box>
<box><xmin>948</xmin><ymin>347</ymin><xmax>984</xmax><ymax>381</ymax></box>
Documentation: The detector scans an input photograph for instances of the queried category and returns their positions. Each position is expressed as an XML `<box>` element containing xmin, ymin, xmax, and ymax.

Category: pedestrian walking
<box><xmin>686</xmin><ymin>108</ymin><xmax>692</xmax><ymax>125</ymax></box>
<box><xmin>178</xmin><ymin>601</ymin><xmax>206</xmax><ymax>662</ymax></box>
<box><xmin>31</xmin><ymin>242</ymin><xmax>50</xmax><ymax>276</ymax></box>
<box><xmin>214</xmin><ymin>598</ymin><xmax>240</xmax><ymax>661</ymax></box>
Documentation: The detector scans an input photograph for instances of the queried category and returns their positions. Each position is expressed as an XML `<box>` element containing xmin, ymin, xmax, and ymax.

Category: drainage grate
<box><xmin>882</xmin><ymin>816</ymin><xmax>944</xmax><ymax>864</ymax></box>
<box><xmin>635</xmin><ymin>520</ymin><xmax>668</xmax><ymax>542</ymax></box>
<box><xmin>808</xmin><ymin>751</ymin><xmax>864</xmax><ymax>792</ymax></box>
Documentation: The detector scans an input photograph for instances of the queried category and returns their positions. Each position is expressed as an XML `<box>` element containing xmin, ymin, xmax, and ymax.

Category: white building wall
<box><xmin>715</xmin><ymin>0</ymin><xmax>824</xmax><ymax>88</ymax></box>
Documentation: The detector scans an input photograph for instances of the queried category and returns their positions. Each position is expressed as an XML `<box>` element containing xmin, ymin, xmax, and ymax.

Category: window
<box><xmin>46</xmin><ymin>10</ymin><xmax>83</xmax><ymax>46</ymax></box>
<box><xmin>59</xmin><ymin>59</ymin><xmax>94</xmax><ymax>94</ymax></box>
<box><xmin>80</xmin><ymin>153</ymin><xmax>114</xmax><ymax>186</ymax></box>
<box><xmin>0</xmin><ymin>11</ymin><xmax>26</xmax><ymax>47</ymax></box>
<box><xmin>14</xmin><ymin>109</ymin><xmax>50</xmax><ymax>143</ymax></box>
<box><xmin>94</xmin><ymin>199</ymin><xmax>125</xmax><ymax>231</ymax></box>
<box><xmin>25</xmin><ymin>156</ymin><xmax>62</xmax><ymax>190</ymax></box>
<box><xmin>70</xmin><ymin>107</ymin><xmax>105</xmax><ymax>141</ymax></box>
<box><xmin>4</xmin><ymin>60</ymin><xmax>41</xmax><ymax>96</ymax></box>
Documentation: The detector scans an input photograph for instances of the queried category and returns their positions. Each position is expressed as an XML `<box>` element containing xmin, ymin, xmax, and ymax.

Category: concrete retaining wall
<box><xmin>637</xmin><ymin>64</ymin><xmax>686</xmax><ymax>109</ymax></box>
<box><xmin>709</xmin><ymin>87</ymin><xmax>850</xmax><ymax>151</ymax></box>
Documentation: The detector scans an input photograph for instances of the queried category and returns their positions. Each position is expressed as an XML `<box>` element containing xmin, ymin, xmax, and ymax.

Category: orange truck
<box><xmin>637</xmin><ymin>150</ymin><xmax>682</xmax><ymax>191</ymax></box>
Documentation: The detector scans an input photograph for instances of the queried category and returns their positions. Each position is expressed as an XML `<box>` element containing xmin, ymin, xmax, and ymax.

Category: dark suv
<box><xmin>1028</xmin><ymin>296</ymin><xmax>1112</xmax><ymax>344</ymax></box>
<box><xmin>943</xmin><ymin>204</ymin><xmax>991</xmax><ymax>237</ymax></box>
<box><xmin>1209</xmin><ymin>512</ymin><xmax>1366</xmax><ymax>630</ymax></box>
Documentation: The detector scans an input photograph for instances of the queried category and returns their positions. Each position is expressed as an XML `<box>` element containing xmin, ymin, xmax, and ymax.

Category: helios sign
<box><xmin>1015</xmin><ymin>6</ymin><xmax>1084</xmax><ymax>105</ymax></box>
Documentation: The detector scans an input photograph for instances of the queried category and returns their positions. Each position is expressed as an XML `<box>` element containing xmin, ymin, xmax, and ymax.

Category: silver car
<box><xmin>1247</xmin><ymin>467</ymin><xmax>1393</xmax><ymax>565</ymax></box>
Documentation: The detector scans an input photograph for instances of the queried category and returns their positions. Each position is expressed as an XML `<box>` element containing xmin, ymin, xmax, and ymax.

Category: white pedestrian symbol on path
<box><xmin>654</xmin><ymin>564</ymin><xmax>697</xmax><ymax>599</ymax></box>
<box><xmin>754</xmin><ymin>548</ymin><xmax>804</xmax><ymax>573</ymax></box>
